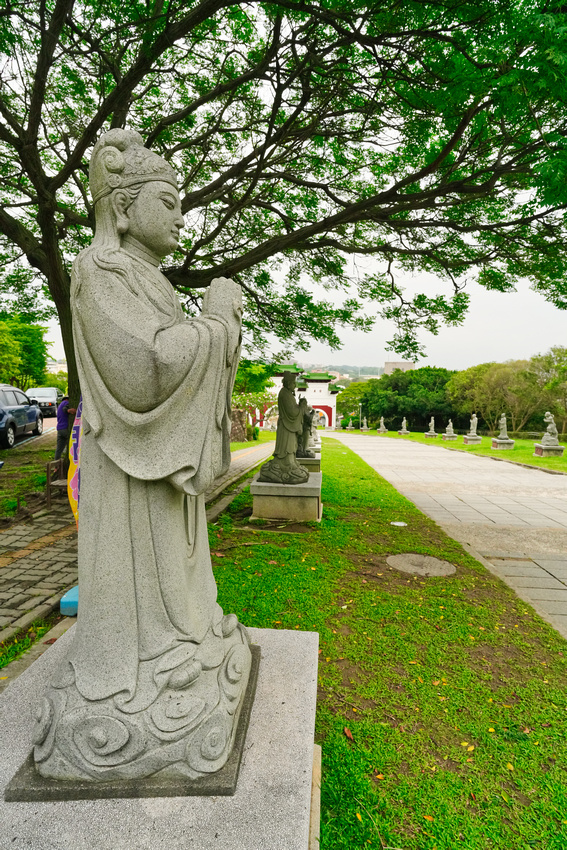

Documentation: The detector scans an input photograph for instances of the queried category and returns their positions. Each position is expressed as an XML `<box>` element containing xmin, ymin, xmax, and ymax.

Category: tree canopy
<box><xmin>364</xmin><ymin>366</ymin><xmax>456</xmax><ymax>429</ymax></box>
<box><xmin>0</xmin><ymin>315</ymin><xmax>49</xmax><ymax>388</ymax></box>
<box><xmin>3</xmin><ymin>0</ymin><xmax>567</xmax><ymax>399</ymax></box>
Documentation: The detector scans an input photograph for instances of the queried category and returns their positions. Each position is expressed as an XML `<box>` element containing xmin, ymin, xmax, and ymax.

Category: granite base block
<box><xmin>250</xmin><ymin>473</ymin><xmax>322</xmax><ymax>522</ymax></box>
<box><xmin>0</xmin><ymin>626</ymin><xmax>319</xmax><ymax>850</ymax></box>
<box><xmin>442</xmin><ymin>434</ymin><xmax>457</xmax><ymax>441</ymax></box>
<box><xmin>424</xmin><ymin>433</ymin><xmax>437</xmax><ymax>438</ymax></box>
<box><xmin>534</xmin><ymin>444</ymin><xmax>564</xmax><ymax>457</ymax></box>
<box><xmin>5</xmin><ymin>646</ymin><xmax>261</xmax><ymax>801</ymax></box>
<box><xmin>398</xmin><ymin>430</ymin><xmax>410</xmax><ymax>435</ymax></box>
<box><xmin>464</xmin><ymin>435</ymin><xmax>482</xmax><ymax>445</ymax></box>
<box><xmin>297</xmin><ymin>456</ymin><xmax>321</xmax><ymax>473</ymax></box>
<box><xmin>492</xmin><ymin>438</ymin><xmax>515</xmax><ymax>450</ymax></box>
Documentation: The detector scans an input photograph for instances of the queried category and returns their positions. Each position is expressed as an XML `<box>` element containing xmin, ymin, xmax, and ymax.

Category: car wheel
<box><xmin>33</xmin><ymin>417</ymin><xmax>43</xmax><ymax>436</ymax></box>
<box><xmin>1</xmin><ymin>424</ymin><xmax>16</xmax><ymax>449</ymax></box>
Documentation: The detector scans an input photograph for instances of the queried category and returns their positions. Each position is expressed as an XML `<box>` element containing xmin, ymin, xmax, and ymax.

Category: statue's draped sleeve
<box><xmin>71</xmin><ymin>248</ymin><xmax>240</xmax><ymax>495</ymax></box>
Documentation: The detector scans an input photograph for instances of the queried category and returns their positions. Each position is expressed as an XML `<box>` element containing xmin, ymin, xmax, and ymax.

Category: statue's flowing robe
<box><xmin>274</xmin><ymin>387</ymin><xmax>303</xmax><ymax>458</ymax></box>
<box><xmin>69</xmin><ymin>246</ymin><xmax>240</xmax><ymax>702</ymax></box>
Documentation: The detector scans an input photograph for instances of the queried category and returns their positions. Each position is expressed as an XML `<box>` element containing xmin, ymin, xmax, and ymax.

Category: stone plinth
<box><xmin>492</xmin><ymin>438</ymin><xmax>515</xmax><ymax>450</ymax></box>
<box><xmin>534</xmin><ymin>444</ymin><xmax>564</xmax><ymax>458</ymax></box>
<box><xmin>250</xmin><ymin>472</ymin><xmax>322</xmax><ymax>522</ymax></box>
<box><xmin>464</xmin><ymin>435</ymin><xmax>482</xmax><ymax>445</ymax></box>
<box><xmin>424</xmin><ymin>432</ymin><xmax>437</xmax><ymax>439</ymax></box>
<box><xmin>297</xmin><ymin>456</ymin><xmax>321</xmax><ymax>473</ymax></box>
<box><xmin>0</xmin><ymin>627</ymin><xmax>320</xmax><ymax>850</ymax></box>
<box><xmin>398</xmin><ymin>430</ymin><xmax>410</xmax><ymax>435</ymax></box>
<box><xmin>442</xmin><ymin>434</ymin><xmax>457</xmax><ymax>441</ymax></box>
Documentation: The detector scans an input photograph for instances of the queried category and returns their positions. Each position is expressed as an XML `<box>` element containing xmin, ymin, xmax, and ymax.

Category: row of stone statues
<box><xmin>372</xmin><ymin>411</ymin><xmax>561</xmax><ymax>444</ymax></box>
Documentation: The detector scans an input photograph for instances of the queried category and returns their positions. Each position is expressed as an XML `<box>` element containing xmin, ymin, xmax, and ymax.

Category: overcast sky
<box><xmin>294</xmin><ymin>278</ymin><xmax>566</xmax><ymax>371</ymax></box>
<box><xmin>46</xmin><ymin>276</ymin><xmax>565</xmax><ymax>372</ymax></box>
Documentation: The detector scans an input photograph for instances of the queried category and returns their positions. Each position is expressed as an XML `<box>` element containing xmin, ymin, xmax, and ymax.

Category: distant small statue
<box><xmin>469</xmin><ymin>413</ymin><xmax>478</xmax><ymax>436</ymax></box>
<box><xmin>379</xmin><ymin>416</ymin><xmax>387</xmax><ymax>433</ymax></box>
<box><xmin>347</xmin><ymin>418</ymin><xmax>354</xmax><ymax>430</ymax></box>
<box><xmin>498</xmin><ymin>413</ymin><xmax>508</xmax><ymax>440</ymax></box>
<box><xmin>362</xmin><ymin>416</ymin><xmax>368</xmax><ymax>429</ymax></box>
<box><xmin>445</xmin><ymin>419</ymin><xmax>454</xmax><ymax>436</ymax></box>
<box><xmin>259</xmin><ymin>373</ymin><xmax>309</xmax><ymax>483</ymax></box>
<box><xmin>401</xmin><ymin>417</ymin><xmax>407</xmax><ymax>431</ymax></box>
<box><xmin>429</xmin><ymin>417</ymin><xmax>435</xmax><ymax>431</ymax></box>
<box><xmin>296</xmin><ymin>402</ymin><xmax>316</xmax><ymax>458</ymax></box>
<box><xmin>542</xmin><ymin>411</ymin><xmax>559</xmax><ymax>446</ymax></box>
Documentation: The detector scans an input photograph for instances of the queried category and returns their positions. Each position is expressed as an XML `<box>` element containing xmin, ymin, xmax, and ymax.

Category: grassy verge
<box><xmin>210</xmin><ymin>437</ymin><xmax>567</xmax><ymax>850</ymax></box>
<box><xmin>230</xmin><ymin>430</ymin><xmax>276</xmax><ymax>453</ymax></box>
<box><xmin>0</xmin><ymin>612</ymin><xmax>62</xmax><ymax>670</ymax></box>
<box><xmin>344</xmin><ymin>429</ymin><xmax>567</xmax><ymax>473</ymax></box>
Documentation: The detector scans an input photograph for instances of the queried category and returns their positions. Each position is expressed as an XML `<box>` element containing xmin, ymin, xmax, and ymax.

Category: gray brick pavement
<box><xmin>333</xmin><ymin>433</ymin><xmax>567</xmax><ymax>639</ymax></box>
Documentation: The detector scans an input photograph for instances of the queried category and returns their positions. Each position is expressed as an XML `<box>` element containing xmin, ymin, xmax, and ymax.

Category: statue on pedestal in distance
<box><xmin>542</xmin><ymin>411</ymin><xmax>559</xmax><ymax>446</ymax></box>
<box><xmin>32</xmin><ymin>130</ymin><xmax>252</xmax><ymax>784</ymax></box>
<box><xmin>258</xmin><ymin>373</ymin><xmax>309</xmax><ymax>483</ymax></box>
<box><xmin>498</xmin><ymin>413</ymin><xmax>509</xmax><ymax>439</ymax></box>
<box><xmin>469</xmin><ymin>413</ymin><xmax>478</xmax><ymax>436</ymax></box>
<box><xmin>296</xmin><ymin>402</ymin><xmax>316</xmax><ymax>459</ymax></box>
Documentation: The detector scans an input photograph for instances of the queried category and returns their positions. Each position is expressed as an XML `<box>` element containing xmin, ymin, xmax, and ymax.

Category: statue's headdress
<box><xmin>90</xmin><ymin>129</ymin><xmax>177</xmax><ymax>205</ymax></box>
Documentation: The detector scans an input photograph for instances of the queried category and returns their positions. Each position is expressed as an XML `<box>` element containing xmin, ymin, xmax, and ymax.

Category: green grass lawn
<box><xmin>229</xmin><ymin>430</ymin><xmax>276</xmax><ymax>453</ymax></box>
<box><xmin>0</xmin><ymin>441</ymin><xmax>54</xmax><ymax>516</ymax></box>
<box><xmin>346</xmin><ymin>429</ymin><xmax>567</xmax><ymax>474</ymax></box>
<box><xmin>212</xmin><ymin>437</ymin><xmax>567</xmax><ymax>850</ymax></box>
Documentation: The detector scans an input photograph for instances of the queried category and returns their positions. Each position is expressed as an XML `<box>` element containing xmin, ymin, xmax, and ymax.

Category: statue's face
<box><xmin>283</xmin><ymin>375</ymin><xmax>296</xmax><ymax>390</ymax></box>
<box><xmin>123</xmin><ymin>181</ymin><xmax>184</xmax><ymax>258</ymax></box>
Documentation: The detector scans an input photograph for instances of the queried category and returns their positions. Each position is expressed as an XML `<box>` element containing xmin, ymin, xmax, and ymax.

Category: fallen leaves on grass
<box><xmin>344</xmin><ymin>727</ymin><xmax>354</xmax><ymax>741</ymax></box>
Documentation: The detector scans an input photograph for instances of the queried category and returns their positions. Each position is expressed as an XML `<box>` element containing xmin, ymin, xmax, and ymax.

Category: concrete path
<box><xmin>332</xmin><ymin>433</ymin><xmax>567</xmax><ymax>640</ymax></box>
<box><xmin>0</xmin><ymin>440</ymin><xmax>274</xmax><ymax>647</ymax></box>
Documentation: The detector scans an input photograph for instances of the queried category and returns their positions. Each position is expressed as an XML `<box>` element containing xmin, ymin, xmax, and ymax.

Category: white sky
<box><xmin>292</xmin><ymin>277</ymin><xmax>567</xmax><ymax>371</ymax></box>
<box><xmin>45</xmin><ymin>276</ymin><xmax>566</xmax><ymax>372</ymax></box>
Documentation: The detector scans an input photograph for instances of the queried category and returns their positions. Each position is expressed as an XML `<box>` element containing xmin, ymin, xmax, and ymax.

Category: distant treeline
<box><xmin>336</xmin><ymin>349</ymin><xmax>567</xmax><ymax>434</ymax></box>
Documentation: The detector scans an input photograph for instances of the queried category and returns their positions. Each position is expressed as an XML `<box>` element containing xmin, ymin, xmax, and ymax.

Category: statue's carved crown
<box><xmin>90</xmin><ymin>129</ymin><xmax>177</xmax><ymax>204</ymax></box>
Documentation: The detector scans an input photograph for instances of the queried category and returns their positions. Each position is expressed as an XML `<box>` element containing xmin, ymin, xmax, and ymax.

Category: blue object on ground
<box><xmin>0</xmin><ymin>461</ymin><xmax>4</xmax><ymax>470</ymax></box>
<box><xmin>60</xmin><ymin>585</ymin><xmax>79</xmax><ymax>616</ymax></box>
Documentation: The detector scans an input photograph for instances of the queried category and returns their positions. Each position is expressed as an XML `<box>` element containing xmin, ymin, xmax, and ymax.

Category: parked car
<box><xmin>25</xmin><ymin>386</ymin><xmax>63</xmax><ymax>416</ymax></box>
<box><xmin>0</xmin><ymin>385</ymin><xmax>43</xmax><ymax>448</ymax></box>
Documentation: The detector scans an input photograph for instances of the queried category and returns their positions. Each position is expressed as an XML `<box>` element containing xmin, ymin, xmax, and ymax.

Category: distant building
<box><xmin>46</xmin><ymin>358</ymin><xmax>67</xmax><ymax>374</ymax></box>
<box><xmin>384</xmin><ymin>361</ymin><xmax>415</xmax><ymax>375</ymax></box>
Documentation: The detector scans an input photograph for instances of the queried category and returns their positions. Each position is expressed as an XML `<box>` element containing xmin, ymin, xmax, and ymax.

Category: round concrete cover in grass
<box><xmin>386</xmin><ymin>553</ymin><xmax>456</xmax><ymax>576</ymax></box>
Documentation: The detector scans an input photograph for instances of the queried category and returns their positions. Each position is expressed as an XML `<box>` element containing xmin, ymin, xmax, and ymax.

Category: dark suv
<box><xmin>0</xmin><ymin>385</ymin><xmax>43</xmax><ymax>448</ymax></box>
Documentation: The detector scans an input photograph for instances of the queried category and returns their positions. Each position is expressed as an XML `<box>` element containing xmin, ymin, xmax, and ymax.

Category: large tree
<box><xmin>3</xmin><ymin>0</ymin><xmax>567</xmax><ymax>401</ymax></box>
<box><xmin>364</xmin><ymin>365</ymin><xmax>456</xmax><ymax>429</ymax></box>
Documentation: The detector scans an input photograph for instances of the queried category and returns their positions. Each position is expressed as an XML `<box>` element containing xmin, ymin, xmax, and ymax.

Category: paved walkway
<box><xmin>0</xmin><ymin>440</ymin><xmax>274</xmax><ymax>646</ymax></box>
<box><xmin>333</xmin><ymin>434</ymin><xmax>567</xmax><ymax>640</ymax></box>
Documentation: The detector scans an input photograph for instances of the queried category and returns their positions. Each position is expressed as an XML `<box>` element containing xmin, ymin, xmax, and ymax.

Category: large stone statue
<box><xmin>32</xmin><ymin>130</ymin><xmax>252</xmax><ymax>784</ymax></box>
<box><xmin>296</xmin><ymin>401</ymin><xmax>316</xmax><ymax>458</ymax></box>
<box><xmin>542</xmin><ymin>411</ymin><xmax>559</xmax><ymax>446</ymax></box>
<box><xmin>445</xmin><ymin>419</ymin><xmax>454</xmax><ymax>436</ymax></box>
<box><xmin>258</xmin><ymin>373</ymin><xmax>309</xmax><ymax>483</ymax></box>
<box><xmin>498</xmin><ymin>413</ymin><xmax>508</xmax><ymax>439</ymax></box>
<box><xmin>469</xmin><ymin>413</ymin><xmax>478</xmax><ymax>435</ymax></box>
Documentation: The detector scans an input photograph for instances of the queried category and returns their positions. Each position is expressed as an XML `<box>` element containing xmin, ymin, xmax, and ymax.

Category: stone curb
<box><xmin>0</xmin><ymin>615</ymin><xmax>75</xmax><ymax>695</ymax></box>
<box><xmin>0</xmin><ymin>585</ymin><xmax>75</xmax><ymax>646</ymax></box>
<box><xmin>205</xmin><ymin>443</ymin><xmax>273</xmax><ymax>504</ymax></box>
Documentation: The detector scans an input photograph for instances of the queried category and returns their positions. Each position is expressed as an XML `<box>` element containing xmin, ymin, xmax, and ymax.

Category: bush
<box><xmin>246</xmin><ymin>424</ymin><xmax>260</xmax><ymax>441</ymax></box>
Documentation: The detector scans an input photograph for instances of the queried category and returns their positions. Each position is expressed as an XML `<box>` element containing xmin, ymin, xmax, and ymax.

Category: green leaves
<box><xmin>4</xmin><ymin>0</ymin><xmax>567</xmax><ymax>366</ymax></box>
